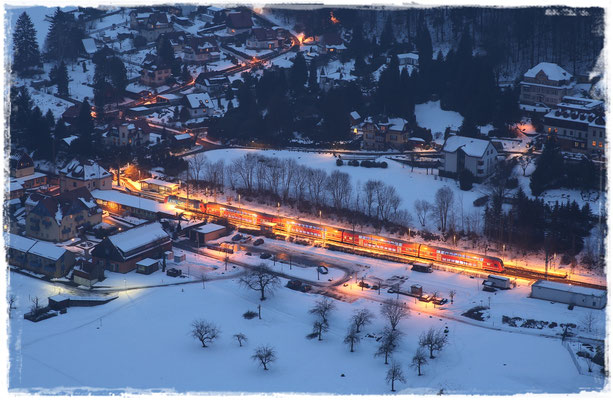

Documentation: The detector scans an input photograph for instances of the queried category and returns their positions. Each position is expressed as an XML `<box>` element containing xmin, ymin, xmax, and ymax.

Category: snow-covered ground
<box><xmin>7</xmin><ymin>269</ymin><xmax>604</xmax><ymax>394</ymax></box>
<box><xmin>415</xmin><ymin>100</ymin><xmax>464</xmax><ymax>144</ymax></box>
<box><xmin>192</xmin><ymin>148</ymin><xmax>486</xmax><ymax>231</ymax></box>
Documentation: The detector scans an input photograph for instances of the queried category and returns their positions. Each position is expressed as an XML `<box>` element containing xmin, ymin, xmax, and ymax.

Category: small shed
<box><xmin>530</xmin><ymin>280</ymin><xmax>607</xmax><ymax>309</ymax></box>
<box><xmin>136</xmin><ymin>258</ymin><xmax>160</xmax><ymax>275</ymax></box>
<box><xmin>189</xmin><ymin>223</ymin><xmax>226</xmax><ymax>246</ymax></box>
<box><xmin>174</xmin><ymin>252</ymin><xmax>186</xmax><ymax>263</ymax></box>
<box><xmin>141</xmin><ymin>178</ymin><xmax>179</xmax><ymax>195</ymax></box>
<box><xmin>164</xmin><ymin>250</ymin><xmax>174</xmax><ymax>261</ymax></box>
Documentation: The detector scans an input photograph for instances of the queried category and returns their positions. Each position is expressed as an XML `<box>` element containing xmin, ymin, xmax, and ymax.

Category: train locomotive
<box><xmin>164</xmin><ymin>195</ymin><xmax>504</xmax><ymax>273</ymax></box>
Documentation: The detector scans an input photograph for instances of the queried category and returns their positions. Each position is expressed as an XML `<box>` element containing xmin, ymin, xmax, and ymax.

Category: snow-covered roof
<box><xmin>442</xmin><ymin>135</ymin><xmax>494</xmax><ymax>158</ymax></box>
<box><xmin>82</xmin><ymin>38</ymin><xmax>98</xmax><ymax>55</ymax></box>
<box><xmin>185</xmin><ymin>92</ymin><xmax>213</xmax><ymax>109</ymax></box>
<box><xmin>532</xmin><ymin>280</ymin><xmax>606</xmax><ymax>298</ymax></box>
<box><xmin>91</xmin><ymin>189</ymin><xmax>170</xmax><ymax>214</ymax></box>
<box><xmin>136</xmin><ymin>258</ymin><xmax>159</xmax><ymax>267</ymax></box>
<box><xmin>174</xmin><ymin>133</ymin><xmax>192</xmax><ymax>141</ymax></box>
<box><xmin>142</xmin><ymin>178</ymin><xmax>179</xmax><ymax>189</ymax></box>
<box><xmin>28</xmin><ymin>240</ymin><xmax>68</xmax><ymax>261</ymax></box>
<box><xmin>108</xmin><ymin>222</ymin><xmax>170</xmax><ymax>254</ymax></box>
<box><xmin>196</xmin><ymin>223</ymin><xmax>225</xmax><ymax>234</ymax></box>
<box><xmin>63</xmin><ymin>135</ymin><xmax>78</xmax><ymax>146</ymax></box>
<box><xmin>524</xmin><ymin>62</ymin><xmax>572</xmax><ymax>81</ymax></box>
<box><xmin>60</xmin><ymin>159</ymin><xmax>111</xmax><ymax>181</ymax></box>
<box><xmin>397</xmin><ymin>52</ymin><xmax>419</xmax><ymax>60</ymax></box>
<box><xmin>6</xmin><ymin>233</ymin><xmax>36</xmax><ymax>253</ymax></box>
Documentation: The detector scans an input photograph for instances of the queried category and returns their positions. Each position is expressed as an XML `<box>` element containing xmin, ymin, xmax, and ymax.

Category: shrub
<box><xmin>336</xmin><ymin>159</ymin><xmax>343</xmax><ymax>166</ymax></box>
<box><xmin>462</xmin><ymin>306</ymin><xmax>489</xmax><ymax>321</ymax></box>
<box><xmin>133</xmin><ymin>35</ymin><xmax>147</xmax><ymax>48</ymax></box>
<box><xmin>243</xmin><ymin>310</ymin><xmax>258</xmax><ymax>319</ymax></box>
<box><xmin>458</xmin><ymin>169</ymin><xmax>474</xmax><ymax>191</ymax></box>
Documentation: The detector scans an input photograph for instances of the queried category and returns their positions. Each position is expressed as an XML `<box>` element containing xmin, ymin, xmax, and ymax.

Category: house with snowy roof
<box><xmin>136</xmin><ymin>11</ymin><xmax>174</xmax><ymax>42</ymax></box>
<box><xmin>440</xmin><ymin>135</ymin><xmax>499</xmax><ymax>180</ymax></box>
<box><xmin>9</xmin><ymin>152</ymin><xmax>48</xmax><ymax>197</ymax></box>
<box><xmin>316</xmin><ymin>32</ymin><xmax>346</xmax><ymax>55</ymax></box>
<box><xmin>543</xmin><ymin>107</ymin><xmax>604</xmax><ymax>155</ymax></box>
<box><xmin>5</xmin><ymin>233</ymin><xmax>76</xmax><ymax>278</ymax></box>
<box><xmin>157</xmin><ymin>31</ymin><xmax>190</xmax><ymax>52</ymax></box>
<box><xmin>225</xmin><ymin>10</ymin><xmax>253</xmax><ymax>35</ymax></box>
<box><xmin>246</xmin><ymin>27</ymin><xmax>281</xmax><ymax>50</ymax></box>
<box><xmin>25</xmin><ymin>187</ymin><xmax>102</xmax><ymax>242</ymax></box>
<box><xmin>194</xmin><ymin>74</ymin><xmax>230</xmax><ymax>97</ymax></box>
<box><xmin>519</xmin><ymin>62</ymin><xmax>575</xmax><ymax>108</ymax></box>
<box><xmin>140</xmin><ymin>53</ymin><xmax>172</xmax><ymax>87</ymax></box>
<box><xmin>183</xmin><ymin>36</ymin><xmax>220</xmax><ymax>64</ymax></box>
<box><xmin>106</xmin><ymin>118</ymin><xmax>151</xmax><ymax>147</ymax></box>
<box><xmin>182</xmin><ymin>92</ymin><xmax>217</xmax><ymax>118</ymax></box>
<box><xmin>91</xmin><ymin>222</ymin><xmax>172</xmax><ymax>273</ymax></box>
<box><xmin>59</xmin><ymin>159</ymin><xmax>112</xmax><ymax>193</ymax></box>
<box><xmin>397</xmin><ymin>52</ymin><xmax>419</xmax><ymax>67</ymax></box>
<box><xmin>360</xmin><ymin>116</ymin><xmax>410</xmax><ymax>150</ymax></box>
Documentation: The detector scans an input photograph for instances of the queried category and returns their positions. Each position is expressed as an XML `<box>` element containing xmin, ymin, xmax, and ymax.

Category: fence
<box><xmin>564</xmin><ymin>341</ymin><xmax>585</xmax><ymax>375</ymax></box>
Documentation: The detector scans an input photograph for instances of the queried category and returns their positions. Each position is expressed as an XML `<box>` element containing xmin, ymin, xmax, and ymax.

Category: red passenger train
<box><xmin>164</xmin><ymin>196</ymin><xmax>504</xmax><ymax>273</ymax></box>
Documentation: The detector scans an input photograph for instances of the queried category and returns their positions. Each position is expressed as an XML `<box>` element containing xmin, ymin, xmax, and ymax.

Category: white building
<box><xmin>182</xmin><ymin>92</ymin><xmax>217</xmax><ymax>119</ymax></box>
<box><xmin>519</xmin><ymin>62</ymin><xmax>575</xmax><ymax>108</ymax></box>
<box><xmin>440</xmin><ymin>135</ymin><xmax>499</xmax><ymax>179</ymax></box>
<box><xmin>531</xmin><ymin>280</ymin><xmax>606</xmax><ymax>309</ymax></box>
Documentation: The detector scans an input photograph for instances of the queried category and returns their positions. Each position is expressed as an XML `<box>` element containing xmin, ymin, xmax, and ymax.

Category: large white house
<box><xmin>519</xmin><ymin>62</ymin><xmax>575</xmax><ymax>108</ymax></box>
<box><xmin>440</xmin><ymin>135</ymin><xmax>499</xmax><ymax>180</ymax></box>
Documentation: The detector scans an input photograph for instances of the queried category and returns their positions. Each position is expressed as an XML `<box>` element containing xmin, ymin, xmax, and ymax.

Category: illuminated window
<box><xmin>599</xmin><ymin>142</ymin><xmax>603</xmax><ymax>148</ymax></box>
<box><xmin>593</xmin><ymin>141</ymin><xmax>597</xmax><ymax>146</ymax></box>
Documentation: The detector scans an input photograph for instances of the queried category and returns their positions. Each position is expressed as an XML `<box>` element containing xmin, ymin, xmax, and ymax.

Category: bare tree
<box><xmin>380</xmin><ymin>299</ymin><xmax>409</xmax><ymax>331</ymax></box>
<box><xmin>449</xmin><ymin>290</ymin><xmax>457</xmax><ymax>304</ymax></box>
<box><xmin>191</xmin><ymin>319</ymin><xmax>220</xmax><ymax>348</ymax></box>
<box><xmin>419</xmin><ymin>327</ymin><xmax>448</xmax><ymax>358</ymax></box>
<box><xmin>344</xmin><ymin>327</ymin><xmax>361</xmax><ymax>352</ymax></box>
<box><xmin>307</xmin><ymin>168</ymin><xmax>328</xmax><ymax>207</ymax></box>
<box><xmin>351</xmin><ymin>308</ymin><xmax>374</xmax><ymax>333</ymax></box>
<box><xmin>414</xmin><ymin>200</ymin><xmax>430</xmax><ymax>228</ymax></box>
<box><xmin>312</xmin><ymin>320</ymin><xmax>329</xmax><ymax>341</ymax></box>
<box><xmin>375</xmin><ymin>328</ymin><xmax>402</xmax><ymax>364</ymax></box>
<box><xmin>327</xmin><ymin>170</ymin><xmax>352</xmax><ymax>210</ymax></box>
<box><xmin>233</xmin><ymin>333</ymin><xmax>247</xmax><ymax>347</ymax></box>
<box><xmin>518</xmin><ymin>155</ymin><xmax>531</xmax><ymax>176</ymax></box>
<box><xmin>434</xmin><ymin>186</ymin><xmax>454</xmax><ymax>232</ymax></box>
<box><xmin>309</xmin><ymin>297</ymin><xmax>335</xmax><ymax>325</ymax></box>
<box><xmin>8</xmin><ymin>294</ymin><xmax>16</xmax><ymax>317</ymax></box>
<box><xmin>30</xmin><ymin>296</ymin><xmax>42</xmax><ymax>315</ymax></box>
<box><xmin>410</xmin><ymin>348</ymin><xmax>428</xmax><ymax>376</ymax></box>
<box><xmin>386</xmin><ymin>361</ymin><xmax>406</xmax><ymax>392</ymax></box>
<box><xmin>363</xmin><ymin>180</ymin><xmax>381</xmax><ymax>217</ymax></box>
<box><xmin>252</xmin><ymin>345</ymin><xmax>277</xmax><ymax>370</ymax></box>
<box><xmin>582</xmin><ymin>311</ymin><xmax>597</xmax><ymax>333</ymax></box>
<box><xmin>239</xmin><ymin>264</ymin><xmax>281</xmax><ymax>301</ymax></box>
<box><xmin>188</xmin><ymin>152</ymin><xmax>207</xmax><ymax>187</ymax></box>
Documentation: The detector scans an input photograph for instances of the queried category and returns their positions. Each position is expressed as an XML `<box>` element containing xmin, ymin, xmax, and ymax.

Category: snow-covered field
<box><xmin>7</xmin><ymin>270</ymin><xmax>604</xmax><ymax>394</ymax></box>
<box><xmin>193</xmin><ymin>148</ymin><xmax>486</xmax><ymax>230</ymax></box>
<box><xmin>415</xmin><ymin>100</ymin><xmax>464</xmax><ymax>144</ymax></box>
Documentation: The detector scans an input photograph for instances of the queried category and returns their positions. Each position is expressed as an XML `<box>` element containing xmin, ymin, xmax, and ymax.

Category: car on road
<box><xmin>387</xmin><ymin>287</ymin><xmax>396</xmax><ymax>294</ymax></box>
<box><xmin>253</xmin><ymin>238</ymin><xmax>264</xmax><ymax>246</ymax></box>
<box><xmin>232</xmin><ymin>234</ymin><xmax>243</xmax><ymax>241</ymax></box>
<box><xmin>371</xmin><ymin>285</ymin><xmax>380</xmax><ymax>291</ymax></box>
<box><xmin>166</xmin><ymin>268</ymin><xmax>182</xmax><ymax>277</ymax></box>
<box><xmin>245</xmin><ymin>252</ymin><xmax>252</xmax><ymax>256</ymax></box>
<box><xmin>260</xmin><ymin>252</ymin><xmax>272</xmax><ymax>259</ymax></box>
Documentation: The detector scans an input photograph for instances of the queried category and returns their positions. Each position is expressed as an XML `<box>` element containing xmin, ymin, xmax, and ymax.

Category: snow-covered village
<box><xmin>1</xmin><ymin>1</ymin><xmax>610</xmax><ymax>397</ymax></box>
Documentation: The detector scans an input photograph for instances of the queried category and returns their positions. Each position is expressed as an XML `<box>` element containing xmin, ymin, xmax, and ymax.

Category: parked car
<box><xmin>317</xmin><ymin>265</ymin><xmax>329</xmax><ymax>275</ymax></box>
<box><xmin>245</xmin><ymin>252</ymin><xmax>252</xmax><ymax>256</ymax></box>
<box><xmin>358</xmin><ymin>281</ymin><xmax>371</xmax><ymax>289</ymax></box>
<box><xmin>260</xmin><ymin>252</ymin><xmax>272</xmax><ymax>259</ymax></box>
<box><xmin>371</xmin><ymin>285</ymin><xmax>380</xmax><ymax>291</ymax></box>
<box><xmin>419</xmin><ymin>295</ymin><xmax>432</xmax><ymax>302</ymax></box>
<box><xmin>166</xmin><ymin>268</ymin><xmax>182</xmax><ymax>277</ymax></box>
<box><xmin>232</xmin><ymin>234</ymin><xmax>243</xmax><ymax>241</ymax></box>
<box><xmin>387</xmin><ymin>287</ymin><xmax>397</xmax><ymax>294</ymax></box>
<box><xmin>432</xmin><ymin>298</ymin><xmax>448</xmax><ymax>305</ymax></box>
<box><xmin>253</xmin><ymin>238</ymin><xmax>264</xmax><ymax>246</ymax></box>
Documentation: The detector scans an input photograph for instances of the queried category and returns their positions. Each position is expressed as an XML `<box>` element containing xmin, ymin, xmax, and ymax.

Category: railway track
<box><xmin>110</xmin><ymin>188</ymin><xmax>607</xmax><ymax>291</ymax></box>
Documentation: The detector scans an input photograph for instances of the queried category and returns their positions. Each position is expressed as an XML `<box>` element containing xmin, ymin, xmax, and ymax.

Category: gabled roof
<box><xmin>59</xmin><ymin>159</ymin><xmax>111</xmax><ymax>181</ymax></box>
<box><xmin>250</xmin><ymin>27</ymin><xmax>276</xmax><ymax>41</ymax></box>
<box><xmin>442</xmin><ymin>135</ymin><xmax>495</xmax><ymax>158</ymax></box>
<box><xmin>319</xmin><ymin>31</ymin><xmax>343</xmax><ymax>46</ymax></box>
<box><xmin>226</xmin><ymin>11</ymin><xmax>253</xmax><ymax>29</ymax></box>
<box><xmin>184</xmin><ymin>92</ymin><xmax>214</xmax><ymax>109</ymax></box>
<box><xmin>524</xmin><ymin>62</ymin><xmax>572</xmax><ymax>82</ymax></box>
<box><xmin>107</xmin><ymin>222</ymin><xmax>170</xmax><ymax>257</ymax></box>
<box><xmin>30</xmin><ymin>187</ymin><xmax>100</xmax><ymax>225</ymax></box>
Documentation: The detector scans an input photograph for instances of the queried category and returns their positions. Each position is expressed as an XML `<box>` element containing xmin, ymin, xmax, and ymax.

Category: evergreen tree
<box><xmin>181</xmin><ymin>63</ymin><xmax>191</xmax><ymax>82</ymax></box>
<box><xmin>289</xmin><ymin>52</ymin><xmax>308</xmax><ymax>93</ymax></box>
<box><xmin>109</xmin><ymin>56</ymin><xmax>128</xmax><ymax>95</ymax></box>
<box><xmin>308</xmin><ymin>60</ymin><xmax>318</xmax><ymax>90</ymax></box>
<box><xmin>380</xmin><ymin>17</ymin><xmax>395</xmax><ymax>51</ymax></box>
<box><xmin>12</xmin><ymin>12</ymin><xmax>41</xmax><ymax>74</ymax></box>
<box><xmin>44</xmin><ymin>8</ymin><xmax>84</xmax><ymax>61</ymax></box>
<box><xmin>54</xmin><ymin>117</ymin><xmax>69</xmax><ymax>140</ymax></box>
<box><xmin>55</xmin><ymin>61</ymin><xmax>69</xmax><ymax>96</ymax></box>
